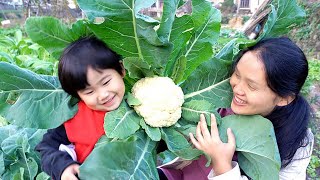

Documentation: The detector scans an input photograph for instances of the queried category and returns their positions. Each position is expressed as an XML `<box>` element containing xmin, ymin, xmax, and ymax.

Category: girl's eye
<box><xmin>84</xmin><ymin>90</ymin><xmax>94</xmax><ymax>95</ymax></box>
<box><xmin>103</xmin><ymin>79</ymin><xmax>111</xmax><ymax>85</ymax></box>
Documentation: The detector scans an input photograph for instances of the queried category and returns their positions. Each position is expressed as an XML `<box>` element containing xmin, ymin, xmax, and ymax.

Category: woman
<box><xmin>160</xmin><ymin>37</ymin><xmax>314</xmax><ymax>179</ymax></box>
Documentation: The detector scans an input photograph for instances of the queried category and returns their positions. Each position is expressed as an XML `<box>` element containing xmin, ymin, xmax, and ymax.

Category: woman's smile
<box><xmin>232</xmin><ymin>96</ymin><xmax>246</xmax><ymax>106</ymax></box>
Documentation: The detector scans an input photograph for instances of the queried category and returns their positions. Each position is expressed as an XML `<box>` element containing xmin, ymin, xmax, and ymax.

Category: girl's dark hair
<box><xmin>58</xmin><ymin>36</ymin><xmax>123</xmax><ymax>98</ymax></box>
<box><xmin>234</xmin><ymin>37</ymin><xmax>311</xmax><ymax>167</ymax></box>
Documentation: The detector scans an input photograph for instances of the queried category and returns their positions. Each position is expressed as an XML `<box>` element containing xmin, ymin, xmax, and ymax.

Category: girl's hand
<box><xmin>189</xmin><ymin>114</ymin><xmax>236</xmax><ymax>175</ymax></box>
<box><xmin>61</xmin><ymin>164</ymin><xmax>80</xmax><ymax>180</ymax></box>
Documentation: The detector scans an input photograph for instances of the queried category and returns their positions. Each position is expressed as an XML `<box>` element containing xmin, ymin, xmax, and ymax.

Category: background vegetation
<box><xmin>291</xmin><ymin>2</ymin><xmax>320</xmax><ymax>179</ymax></box>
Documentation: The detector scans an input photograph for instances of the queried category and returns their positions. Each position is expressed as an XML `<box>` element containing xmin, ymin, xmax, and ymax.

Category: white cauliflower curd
<box><xmin>131</xmin><ymin>76</ymin><xmax>184</xmax><ymax>127</ymax></box>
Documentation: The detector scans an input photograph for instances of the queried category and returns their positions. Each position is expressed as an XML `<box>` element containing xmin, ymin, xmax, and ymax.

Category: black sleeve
<box><xmin>35</xmin><ymin>125</ymin><xmax>80</xmax><ymax>180</ymax></box>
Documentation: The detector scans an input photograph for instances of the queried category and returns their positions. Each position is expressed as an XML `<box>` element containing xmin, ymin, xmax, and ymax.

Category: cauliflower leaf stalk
<box><xmin>131</xmin><ymin>76</ymin><xmax>184</xmax><ymax>128</ymax></box>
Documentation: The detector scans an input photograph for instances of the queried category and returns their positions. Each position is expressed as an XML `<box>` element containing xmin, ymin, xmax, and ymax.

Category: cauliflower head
<box><xmin>131</xmin><ymin>76</ymin><xmax>184</xmax><ymax>127</ymax></box>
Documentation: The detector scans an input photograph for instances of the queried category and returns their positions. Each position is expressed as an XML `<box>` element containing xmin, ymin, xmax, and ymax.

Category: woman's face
<box><xmin>230</xmin><ymin>51</ymin><xmax>283</xmax><ymax>116</ymax></box>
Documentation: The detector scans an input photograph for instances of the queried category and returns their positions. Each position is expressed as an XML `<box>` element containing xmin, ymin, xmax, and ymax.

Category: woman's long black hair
<box><xmin>234</xmin><ymin>37</ymin><xmax>311</xmax><ymax>167</ymax></box>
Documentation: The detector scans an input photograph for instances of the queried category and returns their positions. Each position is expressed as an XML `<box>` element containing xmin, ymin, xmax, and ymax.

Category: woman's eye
<box><xmin>248</xmin><ymin>84</ymin><xmax>256</xmax><ymax>91</ymax></box>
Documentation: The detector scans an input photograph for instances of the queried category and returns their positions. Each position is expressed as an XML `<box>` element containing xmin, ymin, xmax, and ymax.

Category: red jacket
<box><xmin>64</xmin><ymin>101</ymin><xmax>106</xmax><ymax>163</ymax></box>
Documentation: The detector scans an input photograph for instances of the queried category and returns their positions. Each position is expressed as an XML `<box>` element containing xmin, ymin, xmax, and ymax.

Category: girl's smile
<box><xmin>102</xmin><ymin>94</ymin><xmax>116</xmax><ymax>107</ymax></box>
<box><xmin>77</xmin><ymin>66</ymin><xmax>125</xmax><ymax>112</ymax></box>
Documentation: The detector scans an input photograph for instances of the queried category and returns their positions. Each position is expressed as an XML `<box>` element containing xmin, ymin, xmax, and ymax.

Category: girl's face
<box><xmin>77</xmin><ymin>66</ymin><xmax>125</xmax><ymax>112</ymax></box>
<box><xmin>230</xmin><ymin>51</ymin><xmax>284</xmax><ymax>116</ymax></box>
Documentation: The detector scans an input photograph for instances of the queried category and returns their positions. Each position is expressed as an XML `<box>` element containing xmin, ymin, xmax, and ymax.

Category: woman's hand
<box><xmin>61</xmin><ymin>164</ymin><xmax>80</xmax><ymax>180</ymax></box>
<box><xmin>189</xmin><ymin>114</ymin><xmax>236</xmax><ymax>175</ymax></box>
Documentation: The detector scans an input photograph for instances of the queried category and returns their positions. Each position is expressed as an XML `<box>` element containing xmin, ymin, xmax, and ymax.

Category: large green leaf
<box><xmin>182</xmin><ymin>100</ymin><xmax>215</xmax><ymax>123</ymax></box>
<box><xmin>27</xmin><ymin>129</ymin><xmax>47</xmax><ymax>166</ymax></box>
<box><xmin>80</xmin><ymin>131</ymin><xmax>158</xmax><ymax>180</ymax></box>
<box><xmin>1</xmin><ymin>133</ymin><xmax>29</xmax><ymax>157</ymax></box>
<box><xmin>0</xmin><ymin>62</ymin><xmax>78</xmax><ymax>129</ymax></box>
<box><xmin>179</xmin><ymin>0</ymin><xmax>221</xmax><ymax>81</ymax></box>
<box><xmin>123</xmin><ymin>57</ymin><xmax>154</xmax><ymax>79</ymax></box>
<box><xmin>104</xmin><ymin>101</ymin><xmax>141</xmax><ymax>139</ymax></box>
<box><xmin>2</xmin><ymin>156</ymin><xmax>38</xmax><ymax>180</ymax></box>
<box><xmin>171</xmin><ymin>55</ymin><xmax>187</xmax><ymax>84</ymax></box>
<box><xmin>174</xmin><ymin>119</ymin><xmax>197</xmax><ymax>137</ymax></box>
<box><xmin>164</xmin><ymin>15</ymin><xmax>193</xmax><ymax>78</ymax></box>
<box><xmin>78</xmin><ymin>0</ymin><xmax>172</xmax><ymax>74</ymax></box>
<box><xmin>157</xmin><ymin>150</ymin><xmax>178</xmax><ymax>165</ymax></box>
<box><xmin>166</xmin><ymin>0</ymin><xmax>221</xmax><ymax>82</ymax></box>
<box><xmin>140</xmin><ymin>119</ymin><xmax>161</xmax><ymax>142</ymax></box>
<box><xmin>69</xmin><ymin>19</ymin><xmax>92</xmax><ymax>40</ymax></box>
<box><xmin>35</xmin><ymin>172</ymin><xmax>50</xmax><ymax>180</ymax></box>
<box><xmin>78</xmin><ymin>0</ymin><xmax>156</xmax><ymax>20</ymax></box>
<box><xmin>0</xmin><ymin>125</ymin><xmax>46</xmax><ymax>180</ymax></box>
<box><xmin>258</xmin><ymin>0</ymin><xmax>306</xmax><ymax>40</ymax></box>
<box><xmin>25</xmin><ymin>17</ymin><xmax>90</xmax><ymax>59</ymax></box>
<box><xmin>214</xmin><ymin>38</ymin><xmax>255</xmax><ymax>62</ymax></box>
<box><xmin>157</xmin><ymin>0</ymin><xmax>182</xmax><ymax>43</ymax></box>
<box><xmin>11</xmin><ymin>154</ymin><xmax>38</xmax><ymax>180</ymax></box>
<box><xmin>182</xmin><ymin>57</ymin><xmax>233</xmax><ymax>108</ymax></box>
<box><xmin>219</xmin><ymin>115</ymin><xmax>281</xmax><ymax>180</ymax></box>
<box><xmin>161</xmin><ymin>127</ymin><xmax>201</xmax><ymax>160</ymax></box>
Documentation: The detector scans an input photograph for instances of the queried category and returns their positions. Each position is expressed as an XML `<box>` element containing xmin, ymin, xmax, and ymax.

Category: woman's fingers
<box><xmin>189</xmin><ymin>133</ymin><xmax>201</xmax><ymax>150</ymax></box>
<box><xmin>199</xmin><ymin>114</ymin><xmax>212</xmax><ymax>140</ymax></box>
<box><xmin>195</xmin><ymin>118</ymin><xmax>204</xmax><ymax>143</ymax></box>
<box><xmin>227</xmin><ymin>128</ymin><xmax>236</xmax><ymax>148</ymax></box>
<box><xmin>210</xmin><ymin>114</ymin><xmax>220</xmax><ymax>138</ymax></box>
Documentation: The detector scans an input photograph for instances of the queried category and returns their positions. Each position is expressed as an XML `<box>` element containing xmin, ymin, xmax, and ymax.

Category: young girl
<box><xmin>160</xmin><ymin>37</ymin><xmax>314</xmax><ymax>179</ymax></box>
<box><xmin>36</xmin><ymin>36</ymin><xmax>126</xmax><ymax>180</ymax></box>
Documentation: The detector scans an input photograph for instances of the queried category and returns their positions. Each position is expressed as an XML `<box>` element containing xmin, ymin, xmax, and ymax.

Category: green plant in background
<box><xmin>304</xmin><ymin>58</ymin><xmax>320</xmax><ymax>178</ymax></box>
<box><xmin>308</xmin><ymin>155</ymin><xmax>320</xmax><ymax>179</ymax></box>
<box><xmin>0</xmin><ymin>27</ymin><xmax>22</xmax><ymax>36</ymax></box>
<box><xmin>293</xmin><ymin>2</ymin><xmax>319</xmax><ymax>41</ymax></box>
<box><xmin>302</xmin><ymin>59</ymin><xmax>320</xmax><ymax>96</ymax></box>
<box><xmin>307</xmin><ymin>133</ymin><xmax>320</xmax><ymax>179</ymax></box>
<box><xmin>308</xmin><ymin>59</ymin><xmax>320</xmax><ymax>82</ymax></box>
<box><xmin>293</xmin><ymin>2</ymin><xmax>320</xmax><ymax>177</ymax></box>
<box><xmin>289</xmin><ymin>1</ymin><xmax>320</xmax><ymax>59</ymax></box>
<box><xmin>0</xmin><ymin>0</ymin><xmax>308</xmax><ymax>179</ymax></box>
<box><xmin>0</xmin><ymin>29</ymin><xmax>57</xmax><ymax>75</ymax></box>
